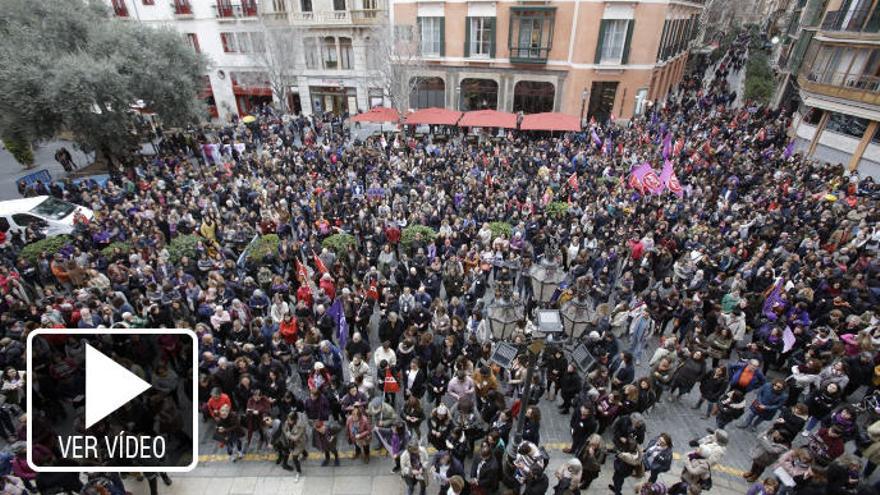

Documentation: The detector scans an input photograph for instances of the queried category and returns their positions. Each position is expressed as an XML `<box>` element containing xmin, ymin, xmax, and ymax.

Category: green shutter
<box><xmin>439</xmin><ymin>17</ymin><xmax>445</xmax><ymax>56</ymax></box>
<box><xmin>621</xmin><ymin>19</ymin><xmax>634</xmax><ymax>64</ymax></box>
<box><xmin>465</xmin><ymin>16</ymin><xmax>472</xmax><ymax>57</ymax></box>
<box><xmin>488</xmin><ymin>17</ymin><xmax>496</xmax><ymax>58</ymax></box>
<box><xmin>595</xmin><ymin>19</ymin><xmax>607</xmax><ymax>63</ymax></box>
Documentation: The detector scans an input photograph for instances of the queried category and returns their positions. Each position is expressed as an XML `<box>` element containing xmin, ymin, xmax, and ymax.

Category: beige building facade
<box><xmin>391</xmin><ymin>0</ymin><xmax>705</xmax><ymax>121</ymax></box>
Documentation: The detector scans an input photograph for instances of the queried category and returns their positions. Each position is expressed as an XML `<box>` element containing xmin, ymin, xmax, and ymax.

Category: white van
<box><xmin>0</xmin><ymin>196</ymin><xmax>94</xmax><ymax>237</ymax></box>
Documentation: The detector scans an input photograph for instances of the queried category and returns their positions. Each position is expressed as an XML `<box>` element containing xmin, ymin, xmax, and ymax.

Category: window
<box><xmin>825</xmin><ymin>111</ymin><xmax>870</xmax><ymax>138</ymax></box>
<box><xmin>251</xmin><ymin>32</ymin><xmax>265</xmax><ymax>53</ymax></box>
<box><xmin>395</xmin><ymin>25</ymin><xmax>414</xmax><ymax>42</ymax></box>
<box><xmin>301</xmin><ymin>0</ymin><xmax>312</xmax><ymax>12</ymax></box>
<box><xmin>273</xmin><ymin>0</ymin><xmax>287</xmax><ymax>12</ymax></box>
<box><xmin>173</xmin><ymin>0</ymin><xmax>192</xmax><ymax>14</ymax></box>
<box><xmin>186</xmin><ymin>33</ymin><xmax>200</xmax><ymax>53</ymax></box>
<box><xmin>220</xmin><ymin>33</ymin><xmax>235</xmax><ymax>52</ymax></box>
<box><xmin>142</xmin><ymin>0</ymin><xmax>154</xmax><ymax>4</ymax></box>
<box><xmin>512</xmin><ymin>81</ymin><xmax>555</xmax><ymax>114</ymax></box>
<box><xmin>468</xmin><ymin>17</ymin><xmax>494</xmax><ymax>58</ymax></box>
<box><xmin>419</xmin><ymin>17</ymin><xmax>444</xmax><ymax>57</ymax></box>
<box><xmin>304</xmin><ymin>38</ymin><xmax>319</xmax><ymax>69</ymax></box>
<box><xmin>111</xmin><ymin>0</ymin><xmax>128</xmax><ymax>17</ymax></box>
<box><xmin>597</xmin><ymin>19</ymin><xmax>631</xmax><ymax>64</ymax></box>
<box><xmin>459</xmin><ymin>78</ymin><xmax>498</xmax><ymax>111</ymax></box>
<box><xmin>340</xmin><ymin>38</ymin><xmax>353</xmax><ymax>70</ymax></box>
<box><xmin>634</xmin><ymin>88</ymin><xmax>649</xmax><ymax>116</ymax></box>
<box><xmin>803</xmin><ymin>107</ymin><xmax>824</xmax><ymax>125</ymax></box>
<box><xmin>410</xmin><ymin>77</ymin><xmax>445</xmax><ymax>109</ymax></box>
<box><xmin>509</xmin><ymin>8</ymin><xmax>554</xmax><ymax>63</ymax></box>
<box><xmin>370</xmin><ymin>88</ymin><xmax>385</xmax><ymax>108</ymax></box>
<box><xmin>12</xmin><ymin>214</ymin><xmax>44</xmax><ymax>227</ymax></box>
<box><xmin>363</xmin><ymin>0</ymin><xmax>377</xmax><ymax>9</ymax></box>
<box><xmin>220</xmin><ymin>33</ymin><xmax>262</xmax><ymax>53</ymax></box>
<box><xmin>365</xmin><ymin>37</ymin><xmax>379</xmax><ymax>70</ymax></box>
<box><xmin>333</xmin><ymin>0</ymin><xmax>346</xmax><ymax>11</ymax></box>
<box><xmin>323</xmin><ymin>37</ymin><xmax>338</xmax><ymax>69</ymax></box>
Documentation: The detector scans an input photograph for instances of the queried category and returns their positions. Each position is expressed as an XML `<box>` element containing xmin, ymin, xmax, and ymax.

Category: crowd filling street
<box><xmin>2</xmin><ymin>33</ymin><xmax>880</xmax><ymax>495</ymax></box>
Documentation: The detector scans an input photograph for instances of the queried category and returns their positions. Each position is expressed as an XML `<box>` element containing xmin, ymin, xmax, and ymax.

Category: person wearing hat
<box><xmin>401</xmin><ymin>440</ymin><xmax>430</xmax><ymax>495</ymax></box>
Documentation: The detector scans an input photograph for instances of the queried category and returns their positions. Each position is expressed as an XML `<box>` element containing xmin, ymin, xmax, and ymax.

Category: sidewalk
<box><xmin>0</xmin><ymin>139</ymin><xmax>92</xmax><ymax>199</ymax></box>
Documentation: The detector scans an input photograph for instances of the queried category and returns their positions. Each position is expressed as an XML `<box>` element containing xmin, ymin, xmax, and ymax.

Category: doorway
<box><xmin>588</xmin><ymin>81</ymin><xmax>618</xmax><ymax>124</ymax></box>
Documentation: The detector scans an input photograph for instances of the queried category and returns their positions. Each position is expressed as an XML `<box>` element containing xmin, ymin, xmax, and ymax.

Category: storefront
<box><xmin>310</xmin><ymin>86</ymin><xmax>358</xmax><ymax>115</ymax></box>
<box><xmin>231</xmin><ymin>72</ymin><xmax>273</xmax><ymax>116</ymax></box>
<box><xmin>459</xmin><ymin>78</ymin><xmax>498</xmax><ymax>111</ymax></box>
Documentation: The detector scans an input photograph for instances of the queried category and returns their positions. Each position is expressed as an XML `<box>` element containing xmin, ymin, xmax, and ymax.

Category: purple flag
<box><xmin>659</xmin><ymin>159</ymin><xmax>683</xmax><ymax>198</ymax></box>
<box><xmin>783</xmin><ymin>140</ymin><xmax>795</xmax><ymax>159</ymax></box>
<box><xmin>327</xmin><ymin>298</ymin><xmax>349</xmax><ymax>349</ymax></box>
<box><xmin>591</xmin><ymin>130</ymin><xmax>602</xmax><ymax>147</ymax></box>
<box><xmin>762</xmin><ymin>278</ymin><xmax>786</xmax><ymax>321</ymax></box>
<box><xmin>661</xmin><ymin>133</ymin><xmax>673</xmax><ymax>159</ymax></box>
<box><xmin>631</xmin><ymin>162</ymin><xmax>664</xmax><ymax>195</ymax></box>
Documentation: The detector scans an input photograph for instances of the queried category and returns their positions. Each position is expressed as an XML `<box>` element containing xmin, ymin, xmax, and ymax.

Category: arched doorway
<box><xmin>512</xmin><ymin>81</ymin><xmax>555</xmax><ymax>114</ymax></box>
<box><xmin>459</xmin><ymin>78</ymin><xmax>498</xmax><ymax>111</ymax></box>
<box><xmin>410</xmin><ymin>77</ymin><xmax>446</xmax><ymax>109</ymax></box>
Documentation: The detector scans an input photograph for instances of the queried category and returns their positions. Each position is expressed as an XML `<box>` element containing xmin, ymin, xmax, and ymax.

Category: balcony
<box><xmin>351</xmin><ymin>9</ymin><xmax>386</xmax><ymax>24</ymax></box>
<box><xmin>289</xmin><ymin>10</ymin><xmax>351</xmax><ymax>25</ymax></box>
<box><xmin>509</xmin><ymin>46</ymin><xmax>551</xmax><ymax>64</ymax></box>
<box><xmin>213</xmin><ymin>1</ymin><xmax>259</xmax><ymax>20</ymax></box>
<box><xmin>799</xmin><ymin>68</ymin><xmax>880</xmax><ymax>106</ymax></box>
<box><xmin>111</xmin><ymin>0</ymin><xmax>129</xmax><ymax>17</ymax></box>
<box><xmin>820</xmin><ymin>8</ymin><xmax>880</xmax><ymax>36</ymax></box>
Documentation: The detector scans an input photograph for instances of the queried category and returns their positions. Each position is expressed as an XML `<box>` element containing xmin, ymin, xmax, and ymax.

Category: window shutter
<box><xmin>220</xmin><ymin>33</ymin><xmax>230</xmax><ymax>52</ymax></box>
<box><xmin>464</xmin><ymin>16</ymin><xmax>472</xmax><ymax>57</ymax></box>
<box><xmin>488</xmin><ymin>17</ymin><xmax>496</xmax><ymax>58</ymax></box>
<box><xmin>621</xmin><ymin>19</ymin><xmax>635</xmax><ymax>64</ymax></box>
<box><xmin>595</xmin><ymin>20</ymin><xmax>607</xmax><ymax>64</ymax></box>
<box><xmin>440</xmin><ymin>17</ymin><xmax>446</xmax><ymax>56</ymax></box>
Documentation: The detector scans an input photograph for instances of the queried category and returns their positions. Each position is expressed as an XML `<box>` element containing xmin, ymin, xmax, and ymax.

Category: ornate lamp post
<box><xmin>487</xmin><ymin>284</ymin><xmax>524</xmax><ymax>341</ymax></box>
<box><xmin>528</xmin><ymin>242</ymin><xmax>565</xmax><ymax>307</ymax></box>
<box><xmin>560</xmin><ymin>285</ymin><xmax>594</xmax><ymax>341</ymax></box>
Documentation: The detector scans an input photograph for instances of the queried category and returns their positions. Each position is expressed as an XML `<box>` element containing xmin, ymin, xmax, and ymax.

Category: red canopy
<box><xmin>459</xmin><ymin>110</ymin><xmax>518</xmax><ymax>129</ymax></box>
<box><xmin>520</xmin><ymin>112</ymin><xmax>582</xmax><ymax>132</ymax></box>
<box><xmin>405</xmin><ymin>107</ymin><xmax>463</xmax><ymax>126</ymax></box>
<box><xmin>350</xmin><ymin>107</ymin><xmax>400</xmax><ymax>123</ymax></box>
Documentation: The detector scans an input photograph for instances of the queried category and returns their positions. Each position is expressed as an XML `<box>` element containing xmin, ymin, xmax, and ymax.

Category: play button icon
<box><xmin>84</xmin><ymin>343</ymin><xmax>152</xmax><ymax>429</ymax></box>
<box><xmin>27</xmin><ymin>328</ymin><xmax>198</xmax><ymax>472</ymax></box>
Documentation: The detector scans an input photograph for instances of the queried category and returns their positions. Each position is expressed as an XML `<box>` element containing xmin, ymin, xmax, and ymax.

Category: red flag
<box><xmin>756</xmin><ymin>128</ymin><xmax>766</xmax><ymax>142</ymax></box>
<box><xmin>567</xmin><ymin>172</ymin><xmax>578</xmax><ymax>191</ymax></box>
<box><xmin>296</xmin><ymin>260</ymin><xmax>310</xmax><ymax>287</ymax></box>
<box><xmin>673</xmin><ymin>138</ymin><xmax>684</xmax><ymax>157</ymax></box>
<box><xmin>384</xmin><ymin>368</ymin><xmax>400</xmax><ymax>393</ymax></box>
<box><xmin>313</xmin><ymin>254</ymin><xmax>328</xmax><ymax>275</ymax></box>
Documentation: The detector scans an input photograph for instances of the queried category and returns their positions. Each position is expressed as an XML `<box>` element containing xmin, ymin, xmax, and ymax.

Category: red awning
<box><xmin>459</xmin><ymin>110</ymin><xmax>518</xmax><ymax>129</ymax></box>
<box><xmin>351</xmin><ymin>107</ymin><xmax>400</xmax><ymax>123</ymax></box>
<box><xmin>520</xmin><ymin>112</ymin><xmax>582</xmax><ymax>132</ymax></box>
<box><xmin>405</xmin><ymin>108</ymin><xmax>463</xmax><ymax>126</ymax></box>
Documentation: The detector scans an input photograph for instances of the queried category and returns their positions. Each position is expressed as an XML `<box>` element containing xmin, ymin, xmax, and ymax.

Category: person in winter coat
<box><xmin>312</xmin><ymin>418</ymin><xmax>342</xmax><ymax>466</ymax></box>
<box><xmin>576</xmin><ymin>434</ymin><xmax>605</xmax><ymax>490</ymax></box>
<box><xmin>768</xmin><ymin>404</ymin><xmax>808</xmax><ymax>443</ymax></box>
<box><xmin>559</xmin><ymin>364</ymin><xmax>583</xmax><ymax>415</ymax></box>
<box><xmin>678</xmin><ymin>450</ymin><xmax>711</xmax><ymax>495</ymax></box>
<box><xmin>346</xmin><ymin>405</ymin><xmax>373</xmax><ymax>463</ymax></box>
<box><xmin>643</xmin><ymin>433</ymin><xmax>673</xmax><ymax>483</ymax></box>
<box><xmin>727</xmin><ymin>359</ymin><xmax>766</xmax><ymax>394</ymax></box>
<box><xmin>611</xmin><ymin>413</ymin><xmax>646</xmax><ymax>451</ymax></box>
<box><xmin>432</xmin><ymin>451</ymin><xmax>466</xmax><ymax>495</ymax></box>
<box><xmin>608</xmin><ymin>440</ymin><xmax>643</xmax><ymax>495</ymax></box>
<box><xmin>742</xmin><ymin>428</ymin><xmax>790</xmax><ymax>482</ymax></box>
<box><xmin>693</xmin><ymin>366</ymin><xmax>728</xmax><ymax>418</ymax></box>
<box><xmin>745</xmin><ymin>477</ymin><xmax>779</xmax><ymax>495</ymax></box>
<box><xmin>470</xmin><ymin>441</ymin><xmax>500</xmax><ymax>495</ymax></box>
<box><xmin>687</xmin><ymin>429</ymin><xmax>728</xmax><ymax>466</ymax></box>
<box><xmin>282</xmin><ymin>411</ymin><xmax>308</xmax><ymax>480</ymax></box>
<box><xmin>401</xmin><ymin>442</ymin><xmax>430</xmax><ymax>495</ymax></box>
<box><xmin>565</xmin><ymin>405</ymin><xmax>598</xmax><ymax>455</ymax></box>
<box><xmin>669</xmin><ymin>351</ymin><xmax>708</xmax><ymax>401</ymax></box>
<box><xmin>715</xmin><ymin>390</ymin><xmax>746</xmax><ymax>430</ymax></box>
<box><xmin>429</xmin><ymin>405</ymin><xmax>453</xmax><ymax>452</ymax></box>
<box><xmin>650</xmin><ymin>357</ymin><xmax>675</xmax><ymax>402</ymax></box>
<box><xmin>522</xmin><ymin>463</ymin><xmax>549</xmax><ymax>495</ymax></box>
<box><xmin>770</xmin><ymin>448</ymin><xmax>812</xmax><ymax>491</ymax></box>
<box><xmin>368</xmin><ymin>396</ymin><xmax>398</xmax><ymax>429</ymax></box>
<box><xmin>738</xmin><ymin>380</ymin><xmax>787</xmax><ymax>431</ymax></box>
<box><xmin>803</xmin><ymin>382</ymin><xmax>842</xmax><ymax>435</ymax></box>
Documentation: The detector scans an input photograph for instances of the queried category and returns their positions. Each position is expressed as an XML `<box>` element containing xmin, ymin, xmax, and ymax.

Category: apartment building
<box><xmin>390</xmin><ymin>0</ymin><xmax>704</xmax><ymax>121</ymax></box>
<box><xmin>108</xmin><ymin>0</ymin><xmax>386</xmax><ymax>120</ymax></box>
<box><xmin>791</xmin><ymin>0</ymin><xmax>880</xmax><ymax>178</ymax></box>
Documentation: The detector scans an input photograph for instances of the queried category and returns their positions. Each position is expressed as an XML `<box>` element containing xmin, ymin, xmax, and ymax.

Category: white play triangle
<box><xmin>84</xmin><ymin>343</ymin><xmax>152</xmax><ymax>429</ymax></box>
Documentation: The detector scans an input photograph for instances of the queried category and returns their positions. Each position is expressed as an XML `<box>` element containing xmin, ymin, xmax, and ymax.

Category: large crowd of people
<box><xmin>1</xmin><ymin>32</ymin><xmax>880</xmax><ymax>495</ymax></box>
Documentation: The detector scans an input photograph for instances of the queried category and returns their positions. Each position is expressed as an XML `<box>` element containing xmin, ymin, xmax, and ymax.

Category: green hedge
<box><xmin>322</xmin><ymin>233</ymin><xmax>356</xmax><ymax>257</ymax></box>
<box><xmin>167</xmin><ymin>234</ymin><xmax>202</xmax><ymax>264</ymax></box>
<box><xmin>3</xmin><ymin>138</ymin><xmax>33</xmax><ymax>168</ymax></box>
<box><xmin>18</xmin><ymin>235</ymin><xmax>73</xmax><ymax>264</ymax></box>
<box><xmin>248</xmin><ymin>234</ymin><xmax>280</xmax><ymax>263</ymax></box>
<box><xmin>101</xmin><ymin>241</ymin><xmax>132</xmax><ymax>259</ymax></box>
<box><xmin>488</xmin><ymin>222</ymin><xmax>512</xmax><ymax>239</ymax></box>
<box><xmin>546</xmin><ymin>201</ymin><xmax>570</xmax><ymax>218</ymax></box>
<box><xmin>401</xmin><ymin>225</ymin><xmax>437</xmax><ymax>249</ymax></box>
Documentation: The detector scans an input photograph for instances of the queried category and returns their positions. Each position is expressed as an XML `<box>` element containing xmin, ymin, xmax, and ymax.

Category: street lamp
<box><xmin>560</xmin><ymin>283</ymin><xmax>594</xmax><ymax>341</ymax></box>
<box><xmin>487</xmin><ymin>284</ymin><xmax>524</xmax><ymax>341</ymax></box>
<box><xmin>528</xmin><ymin>243</ymin><xmax>565</xmax><ymax>307</ymax></box>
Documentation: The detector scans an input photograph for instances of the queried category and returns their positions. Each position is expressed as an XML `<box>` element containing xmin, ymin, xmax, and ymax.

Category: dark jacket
<box><xmin>403</xmin><ymin>368</ymin><xmax>427</xmax><ymax>398</ymax></box>
<box><xmin>642</xmin><ymin>437</ymin><xmax>673</xmax><ymax>473</ymax></box>
<box><xmin>698</xmin><ymin>372</ymin><xmax>729</xmax><ymax>402</ymax></box>
<box><xmin>471</xmin><ymin>455</ymin><xmax>500</xmax><ymax>492</ymax></box>
<box><xmin>750</xmin><ymin>383</ymin><xmax>788</xmax><ymax>420</ymax></box>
